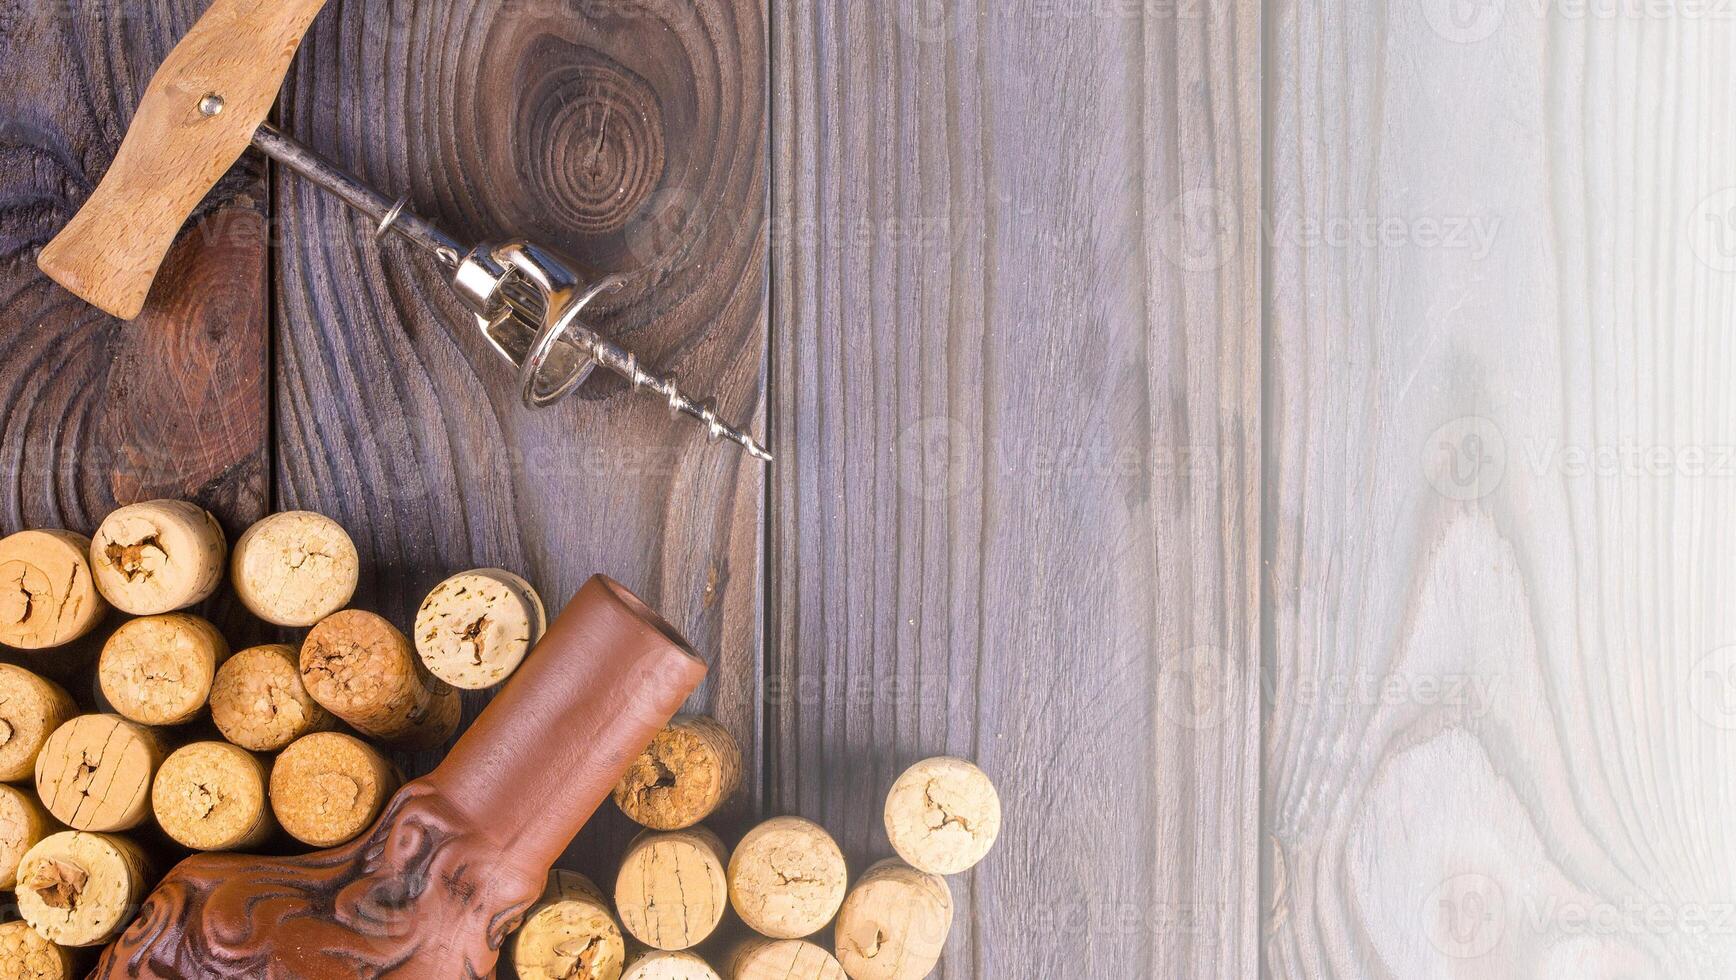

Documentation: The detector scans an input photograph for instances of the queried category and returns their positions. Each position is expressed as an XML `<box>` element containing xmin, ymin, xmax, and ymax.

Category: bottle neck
<box><xmin>420</xmin><ymin>576</ymin><xmax>707</xmax><ymax>872</ymax></box>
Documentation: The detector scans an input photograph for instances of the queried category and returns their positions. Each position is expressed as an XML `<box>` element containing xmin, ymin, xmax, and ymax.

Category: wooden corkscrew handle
<box><xmin>37</xmin><ymin>0</ymin><xmax>329</xmax><ymax>320</ymax></box>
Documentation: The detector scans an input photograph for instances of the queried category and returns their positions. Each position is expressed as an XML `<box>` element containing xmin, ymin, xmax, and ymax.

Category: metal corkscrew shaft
<box><xmin>251</xmin><ymin>123</ymin><xmax>770</xmax><ymax>463</ymax></box>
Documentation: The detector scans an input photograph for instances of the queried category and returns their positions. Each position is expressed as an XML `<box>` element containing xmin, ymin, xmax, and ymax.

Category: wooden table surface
<box><xmin>4</xmin><ymin>0</ymin><xmax>1734</xmax><ymax>977</ymax></box>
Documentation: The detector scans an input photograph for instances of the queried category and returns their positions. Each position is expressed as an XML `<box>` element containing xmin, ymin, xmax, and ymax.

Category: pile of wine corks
<box><xmin>0</xmin><ymin>500</ymin><xmax>552</xmax><ymax>973</ymax></box>
<box><xmin>507</xmin><ymin>715</ymin><xmax>1002</xmax><ymax>980</ymax></box>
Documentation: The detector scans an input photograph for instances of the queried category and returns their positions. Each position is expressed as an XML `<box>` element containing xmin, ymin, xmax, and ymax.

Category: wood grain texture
<box><xmin>272</xmin><ymin>0</ymin><xmax>768</xmax><ymax>871</ymax></box>
<box><xmin>0</xmin><ymin>0</ymin><xmax>270</xmax><ymax>689</ymax></box>
<box><xmin>35</xmin><ymin>0</ymin><xmax>328</xmax><ymax>320</ymax></box>
<box><xmin>1265</xmin><ymin>3</ymin><xmax>1736</xmax><ymax>976</ymax></box>
<box><xmin>768</xmin><ymin>1</ymin><xmax>1261</xmax><ymax>976</ymax></box>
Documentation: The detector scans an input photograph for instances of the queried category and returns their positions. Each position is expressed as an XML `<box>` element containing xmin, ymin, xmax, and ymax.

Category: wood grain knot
<box><xmin>516</xmin><ymin>50</ymin><xmax>665</xmax><ymax>236</ymax></box>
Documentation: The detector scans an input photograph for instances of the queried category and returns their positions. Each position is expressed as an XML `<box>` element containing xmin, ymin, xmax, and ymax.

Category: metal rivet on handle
<box><xmin>198</xmin><ymin>94</ymin><xmax>225</xmax><ymax>117</ymax></box>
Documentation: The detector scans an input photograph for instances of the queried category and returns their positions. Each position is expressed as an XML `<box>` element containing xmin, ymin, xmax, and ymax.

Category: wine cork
<box><xmin>269</xmin><ymin>731</ymin><xmax>399</xmax><ymax>847</ymax></box>
<box><xmin>615</xmin><ymin>827</ymin><xmax>730</xmax><ymax>951</ymax></box>
<box><xmin>16</xmin><ymin>831</ymin><xmax>150</xmax><ymax>946</ymax></box>
<box><xmin>511</xmin><ymin>869</ymin><xmax>628</xmax><ymax>980</ymax></box>
<box><xmin>728</xmin><ymin>940</ymin><xmax>846</xmax><ymax>980</ymax></box>
<box><xmin>833</xmin><ymin>861</ymin><xmax>952</xmax><ymax>980</ymax></box>
<box><xmin>152</xmin><ymin>741</ymin><xmax>274</xmax><ymax>851</ymax></box>
<box><xmin>614</xmin><ymin>715</ymin><xmax>743</xmax><ymax>831</ymax></box>
<box><xmin>623</xmin><ymin>951</ymin><xmax>722</xmax><ymax>980</ymax></box>
<box><xmin>883</xmin><ymin>757</ymin><xmax>1001</xmax><ymax>875</ymax></box>
<box><xmin>0</xmin><ymin>919</ymin><xmax>77</xmax><ymax>979</ymax></box>
<box><xmin>97</xmin><ymin>613</ymin><xmax>230</xmax><ymax>726</ymax></box>
<box><xmin>209</xmin><ymin>643</ymin><xmax>335</xmax><ymax>752</ymax></box>
<box><xmin>231</xmin><ymin>511</ymin><xmax>359</xmax><ymax>627</ymax></box>
<box><xmin>88</xmin><ymin>500</ymin><xmax>226</xmax><ymax>615</ymax></box>
<box><xmin>728</xmin><ymin>817</ymin><xmax>847</xmax><ymax>939</ymax></box>
<box><xmin>0</xmin><ymin>665</ymin><xmax>78</xmax><ymax>782</ymax></box>
<box><xmin>414</xmin><ymin>568</ymin><xmax>547</xmax><ymax>690</ymax></box>
<box><xmin>300</xmin><ymin>610</ymin><xmax>460</xmax><ymax>749</ymax></box>
<box><xmin>0</xmin><ymin>530</ymin><xmax>107</xmax><ymax>650</ymax></box>
<box><xmin>0</xmin><ymin>783</ymin><xmax>57</xmax><ymax>889</ymax></box>
<box><xmin>34</xmin><ymin>715</ymin><xmax>166</xmax><ymax>832</ymax></box>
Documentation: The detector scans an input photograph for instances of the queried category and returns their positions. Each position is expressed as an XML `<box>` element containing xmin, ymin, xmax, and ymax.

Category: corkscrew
<box><xmin>251</xmin><ymin>125</ymin><xmax>771</xmax><ymax>462</ymax></box>
<box><xmin>33</xmin><ymin>0</ymin><xmax>770</xmax><ymax>464</ymax></box>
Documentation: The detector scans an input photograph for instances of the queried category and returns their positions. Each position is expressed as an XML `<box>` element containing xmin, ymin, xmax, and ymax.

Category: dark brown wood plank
<box><xmin>272</xmin><ymin>0</ymin><xmax>767</xmax><ymax>880</ymax></box>
<box><xmin>768</xmin><ymin>1</ymin><xmax>1261</xmax><ymax>976</ymax></box>
<box><xmin>0</xmin><ymin>0</ymin><xmax>271</xmax><ymax>690</ymax></box>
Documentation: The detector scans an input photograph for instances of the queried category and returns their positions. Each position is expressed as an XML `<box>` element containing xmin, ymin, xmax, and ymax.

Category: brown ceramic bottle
<box><xmin>91</xmin><ymin>575</ymin><xmax>708</xmax><ymax>980</ymax></box>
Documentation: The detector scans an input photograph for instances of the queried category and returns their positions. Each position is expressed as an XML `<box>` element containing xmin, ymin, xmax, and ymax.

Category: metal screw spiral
<box><xmin>583</xmin><ymin>334</ymin><xmax>772</xmax><ymax>461</ymax></box>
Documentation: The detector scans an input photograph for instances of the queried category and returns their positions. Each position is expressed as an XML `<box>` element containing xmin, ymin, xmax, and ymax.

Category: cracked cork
<box><xmin>152</xmin><ymin>741</ymin><xmax>274</xmax><ymax>851</ymax></box>
<box><xmin>209</xmin><ymin>644</ymin><xmax>335</xmax><ymax>751</ymax></box>
<box><xmin>98</xmin><ymin>612</ymin><xmax>230</xmax><ymax>726</ymax></box>
<box><xmin>0</xmin><ymin>918</ymin><xmax>77</xmax><ymax>979</ymax></box>
<box><xmin>727</xmin><ymin>939</ymin><xmax>846</xmax><ymax>980</ymax></box>
<box><xmin>300</xmin><ymin>609</ymin><xmax>460</xmax><ymax>749</ymax></box>
<box><xmin>833</xmin><ymin>860</ymin><xmax>953</xmax><ymax>980</ymax></box>
<box><xmin>0</xmin><ymin>783</ymin><xmax>56</xmax><ymax>890</ymax></box>
<box><xmin>0</xmin><ymin>529</ymin><xmax>108</xmax><ymax>650</ymax></box>
<box><xmin>414</xmin><ymin>568</ymin><xmax>546</xmax><ymax>690</ymax></box>
<box><xmin>882</xmin><ymin>757</ymin><xmax>1002</xmax><ymax>876</ymax></box>
<box><xmin>268</xmin><ymin>731</ymin><xmax>399</xmax><ymax>847</ymax></box>
<box><xmin>614</xmin><ymin>827</ymin><xmax>730</xmax><ymax>951</ymax></box>
<box><xmin>727</xmin><ymin>816</ymin><xmax>847</xmax><ymax>940</ymax></box>
<box><xmin>16</xmin><ymin>830</ymin><xmax>150</xmax><ymax>947</ymax></box>
<box><xmin>613</xmin><ymin>715</ymin><xmax>742</xmax><ymax>832</ymax></box>
<box><xmin>231</xmin><ymin>511</ymin><xmax>358</xmax><ymax>627</ymax></box>
<box><xmin>33</xmin><ymin>714</ymin><xmax>167</xmax><ymax>833</ymax></box>
<box><xmin>0</xmin><ymin>664</ymin><xmax>78</xmax><ymax>782</ymax></box>
<box><xmin>89</xmin><ymin>500</ymin><xmax>227</xmax><ymax>616</ymax></box>
<box><xmin>510</xmin><ymin>869</ymin><xmax>627</xmax><ymax>980</ymax></box>
<box><xmin>620</xmin><ymin>951</ymin><xmax>721</xmax><ymax>980</ymax></box>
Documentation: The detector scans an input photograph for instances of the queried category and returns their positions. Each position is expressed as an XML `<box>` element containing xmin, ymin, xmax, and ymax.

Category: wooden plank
<box><xmin>1265</xmin><ymin>4</ymin><xmax>1736</xmax><ymax>976</ymax></box>
<box><xmin>768</xmin><ymin>1</ymin><xmax>1262</xmax><ymax>975</ymax></box>
<box><xmin>0</xmin><ymin>0</ymin><xmax>271</xmax><ymax>691</ymax></box>
<box><xmin>272</xmin><ymin>0</ymin><xmax>767</xmax><ymax>878</ymax></box>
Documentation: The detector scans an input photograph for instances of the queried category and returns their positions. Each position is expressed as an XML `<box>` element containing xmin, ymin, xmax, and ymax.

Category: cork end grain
<box><xmin>232</xmin><ymin>511</ymin><xmax>359</xmax><ymax>627</ymax></box>
<box><xmin>0</xmin><ymin>919</ymin><xmax>76</xmax><ymax>979</ymax></box>
<box><xmin>269</xmin><ymin>732</ymin><xmax>398</xmax><ymax>847</ymax></box>
<box><xmin>621</xmin><ymin>951</ymin><xmax>721</xmax><ymax>980</ymax></box>
<box><xmin>16</xmin><ymin>831</ymin><xmax>150</xmax><ymax>946</ymax></box>
<box><xmin>511</xmin><ymin>870</ymin><xmax>627</xmax><ymax>980</ymax></box>
<box><xmin>0</xmin><ymin>665</ymin><xmax>78</xmax><ymax>782</ymax></box>
<box><xmin>34</xmin><ymin>715</ymin><xmax>166</xmax><ymax>833</ymax></box>
<box><xmin>210</xmin><ymin>644</ymin><xmax>334</xmax><ymax>752</ymax></box>
<box><xmin>727</xmin><ymin>817</ymin><xmax>847</xmax><ymax>940</ymax></box>
<box><xmin>98</xmin><ymin>613</ymin><xmax>230</xmax><ymax>726</ymax></box>
<box><xmin>883</xmin><ymin>757</ymin><xmax>1001</xmax><ymax>876</ymax></box>
<box><xmin>89</xmin><ymin>500</ymin><xmax>227</xmax><ymax>615</ymax></box>
<box><xmin>614</xmin><ymin>827</ymin><xmax>730</xmax><ymax>951</ymax></box>
<box><xmin>0</xmin><ymin>783</ymin><xmax>56</xmax><ymax>889</ymax></box>
<box><xmin>415</xmin><ymin>568</ymin><xmax>547</xmax><ymax>690</ymax></box>
<box><xmin>613</xmin><ymin>716</ymin><xmax>742</xmax><ymax>832</ymax></box>
<box><xmin>0</xmin><ymin>530</ymin><xmax>107</xmax><ymax>650</ymax></box>
<box><xmin>833</xmin><ymin>860</ymin><xmax>953</xmax><ymax>980</ymax></box>
<box><xmin>728</xmin><ymin>939</ymin><xmax>846</xmax><ymax>980</ymax></box>
<box><xmin>301</xmin><ymin>610</ymin><xmax>459</xmax><ymax>749</ymax></box>
<box><xmin>153</xmin><ymin>741</ymin><xmax>274</xmax><ymax>851</ymax></box>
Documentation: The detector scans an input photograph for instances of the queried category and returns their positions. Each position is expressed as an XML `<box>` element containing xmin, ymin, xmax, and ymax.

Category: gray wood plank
<box><xmin>272</xmin><ymin>0</ymin><xmax>767</xmax><ymax>877</ymax></box>
<box><xmin>1264</xmin><ymin>4</ymin><xmax>1736</xmax><ymax>976</ymax></box>
<box><xmin>768</xmin><ymin>1</ymin><xmax>1262</xmax><ymax>975</ymax></box>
